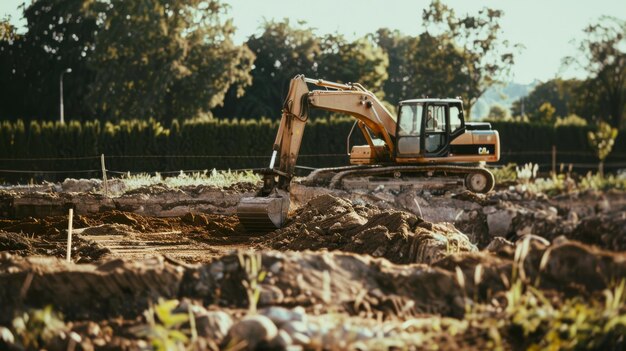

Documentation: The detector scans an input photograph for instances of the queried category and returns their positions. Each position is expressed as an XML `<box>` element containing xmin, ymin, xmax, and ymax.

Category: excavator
<box><xmin>237</xmin><ymin>75</ymin><xmax>500</xmax><ymax>231</ymax></box>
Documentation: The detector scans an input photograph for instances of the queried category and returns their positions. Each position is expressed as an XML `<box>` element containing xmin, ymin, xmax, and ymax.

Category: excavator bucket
<box><xmin>237</xmin><ymin>195</ymin><xmax>290</xmax><ymax>232</ymax></box>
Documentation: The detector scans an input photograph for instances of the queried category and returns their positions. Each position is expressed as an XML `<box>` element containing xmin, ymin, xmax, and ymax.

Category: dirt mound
<box><xmin>258</xmin><ymin>194</ymin><xmax>477</xmax><ymax>264</ymax></box>
<box><xmin>2</xmin><ymin>240</ymin><xmax>623</xmax><ymax>324</ymax></box>
<box><xmin>0</xmin><ymin>215</ymin><xmax>95</xmax><ymax>237</ymax></box>
<box><xmin>0</xmin><ymin>229</ymin><xmax>109</xmax><ymax>263</ymax></box>
<box><xmin>569</xmin><ymin>206</ymin><xmax>626</xmax><ymax>250</ymax></box>
<box><xmin>0</xmin><ymin>231</ymin><xmax>33</xmax><ymax>253</ymax></box>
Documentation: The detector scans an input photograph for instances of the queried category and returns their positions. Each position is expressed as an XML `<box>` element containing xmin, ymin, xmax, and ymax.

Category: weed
<box><xmin>516</xmin><ymin>163</ymin><xmax>539</xmax><ymax>183</ymax></box>
<box><xmin>11</xmin><ymin>305</ymin><xmax>66</xmax><ymax>349</ymax></box>
<box><xmin>131</xmin><ymin>299</ymin><xmax>191</xmax><ymax>351</ymax></box>
<box><xmin>491</xmin><ymin>163</ymin><xmax>518</xmax><ymax>183</ymax></box>
<box><xmin>237</xmin><ymin>251</ymin><xmax>267</xmax><ymax>314</ymax></box>
<box><xmin>579</xmin><ymin>171</ymin><xmax>626</xmax><ymax>191</ymax></box>
<box><xmin>119</xmin><ymin>169</ymin><xmax>261</xmax><ymax>191</ymax></box>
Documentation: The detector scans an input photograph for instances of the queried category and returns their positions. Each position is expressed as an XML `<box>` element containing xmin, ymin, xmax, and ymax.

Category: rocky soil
<box><xmin>0</xmin><ymin>179</ymin><xmax>625</xmax><ymax>350</ymax></box>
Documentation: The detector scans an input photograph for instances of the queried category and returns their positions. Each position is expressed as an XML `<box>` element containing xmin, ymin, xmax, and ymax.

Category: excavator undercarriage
<box><xmin>236</xmin><ymin>75</ymin><xmax>501</xmax><ymax>232</ymax></box>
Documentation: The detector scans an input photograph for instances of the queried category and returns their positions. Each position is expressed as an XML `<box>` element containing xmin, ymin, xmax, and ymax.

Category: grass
<box><xmin>237</xmin><ymin>251</ymin><xmax>267</xmax><ymax>314</ymax></box>
<box><xmin>490</xmin><ymin>163</ymin><xmax>518</xmax><ymax>183</ymax></box>
<box><xmin>9</xmin><ymin>306</ymin><xmax>67</xmax><ymax>349</ymax></box>
<box><xmin>130</xmin><ymin>299</ymin><xmax>193</xmax><ymax>351</ymax></box>
<box><xmin>117</xmin><ymin>169</ymin><xmax>261</xmax><ymax>191</ymax></box>
<box><xmin>491</xmin><ymin>162</ymin><xmax>626</xmax><ymax>195</ymax></box>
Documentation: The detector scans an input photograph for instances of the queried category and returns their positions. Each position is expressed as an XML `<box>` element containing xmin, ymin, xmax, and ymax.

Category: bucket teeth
<box><xmin>237</xmin><ymin>196</ymin><xmax>290</xmax><ymax>232</ymax></box>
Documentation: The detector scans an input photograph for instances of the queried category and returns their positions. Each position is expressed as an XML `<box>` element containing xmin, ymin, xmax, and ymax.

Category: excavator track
<box><xmin>323</xmin><ymin>165</ymin><xmax>495</xmax><ymax>193</ymax></box>
<box><xmin>302</xmin><ymin>164</ymin><xmax>382</xmax><ymax>186</ymax></box>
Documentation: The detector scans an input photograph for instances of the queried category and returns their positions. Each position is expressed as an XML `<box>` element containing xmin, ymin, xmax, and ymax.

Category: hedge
<box><xmin>0</xmin><ymin>118</ymin><xmax>624</xmax><ymax>182</ymax></box>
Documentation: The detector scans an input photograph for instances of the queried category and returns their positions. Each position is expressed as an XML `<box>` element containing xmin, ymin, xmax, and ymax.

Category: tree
<box><xmin>565</xmin><ymin>16</ymin><xmax>625</xmax><ymax>128</ymax></box>
<box><xmin>87</xmin><ymin>0</ymin><xmax>253</xmax><ymax>121</ymax></box>
<box><xmin>216</xmin><ymin>20</ymin><xmax>389</xmax><ymax>119</ymax></box>
<box><xmin>402</xmin><ymin>32</ymin><xmax>471</xmax><ymax>102</ymax></box>
<box><xmin>0</xmin><ymin>17</ymin><xmax>16</xmax><ymax>41</ymax></box>
<box><xmin>536</xmin><ymin>102</ymin><xmax>556</xmax><ymax>123</ymax></box>
<box><xmin>420</xmin><ymin>0</ymin><xmax>517</xmax><ymax>118</ymax></box>
<box><xmin>487</xmin><ymin>104</ymin><xmax>508</xmax><ymax>120</ymax></box>
<box><xmin>587</xmin><ymin>121</ymin><xmax>618</xmax><ymax>176</ymax></box>
<box><xmin>0</xmin><ymin>0</ymin><xmax>99</xmax><ymax>120</ymax></box>
<box><xmin>375</xmin><ymin>27</ymin><xmax>473</xmax><ymax>107</ymax></box>
<box><xmin>374</xmin><ymin>28</ymin><xmax>417</xmax><ymax>103</ymax></box>
<box><xmin>214</xmin><ymin>19</ymin><xmax>320</xmax><ymax>119</ymax></box>
<box><xmin>317</xmin><ymin>34</ymin><xmax>389</xmax><ymax>97</ymax></box>
<box><xmin>511</xmin><ymin>79</ymin><xmax>581</xmax><ymax>119</ymax></box>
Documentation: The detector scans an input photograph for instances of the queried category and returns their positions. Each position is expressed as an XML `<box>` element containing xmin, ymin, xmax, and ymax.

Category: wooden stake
<box><xmin>101</xmin><ymin>154</ymin><xmax>108</xmax><ymax>197</ymax></box>
<box><xmin>66</xmin><ymin>208</ymin><xmax>73</xmax><ymax>263</ymax></box>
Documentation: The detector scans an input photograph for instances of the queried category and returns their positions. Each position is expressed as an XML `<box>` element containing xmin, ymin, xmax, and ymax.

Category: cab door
<box><xmin>424</xmin><ymin>103</ymin><xmax>448</xmax><ymax>156</ymax></box>
<box><xmin>395</xmin><ymin>103</ymin><xmax>424</xmax><ymax>157</ymax></box>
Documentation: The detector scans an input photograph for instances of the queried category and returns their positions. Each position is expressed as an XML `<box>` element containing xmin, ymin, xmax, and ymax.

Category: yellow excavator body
<box><xmin>237</xmin><ymin>75</ymin><xmax>500</xmax><ymax>232</ymax></box>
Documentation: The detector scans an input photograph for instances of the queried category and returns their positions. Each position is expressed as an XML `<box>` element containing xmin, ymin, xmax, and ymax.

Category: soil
<box><xmin>257</xmin><ymin>194</ymin><xmax>477</xmax><ymax>264</ymax></box>
<box><xmin>0</xmin><ymin>181</ymin><xmax>625</xmax><ymax>350</ymax></box>
<box><xmin>0</xmin><ymin>210</ymin><xmax>253</xmax><ymax>264</ymax></box>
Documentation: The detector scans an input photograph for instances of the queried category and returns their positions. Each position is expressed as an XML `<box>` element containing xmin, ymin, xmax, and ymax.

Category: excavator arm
<box><xmin>237</xmin><ymin>75</ymin><xmax>397</xmax><ymax>231</ymax></box>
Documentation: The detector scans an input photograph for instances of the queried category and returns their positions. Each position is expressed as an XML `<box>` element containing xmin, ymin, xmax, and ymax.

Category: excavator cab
<box><xmin>395</xmin><ymin>99</ymin><xmax>465</xmax><ymax>159</ymax></box>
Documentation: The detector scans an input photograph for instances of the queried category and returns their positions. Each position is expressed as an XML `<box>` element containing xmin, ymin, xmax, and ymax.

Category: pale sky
<box><xmin>2</xmin><ymin>0</ymin><xmax>625</xmax><ymax>84</ymax></box>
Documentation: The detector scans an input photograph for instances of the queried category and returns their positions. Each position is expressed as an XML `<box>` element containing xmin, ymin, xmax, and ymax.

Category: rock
<box><xmin>258</xmin><ymin>285</ymin><xmax>284</xmax><ymax>305</ymax></box>
<box><xmin>281</xmin><ymin>320</ymin><xmax>314</xmax><ymax>346</ymax></box>
<box><xmin>106</xmin><ymin>179</ymin><xmax>128</xmax><ymax>196</ymax></box>
<box><xmin>282</xmin><ymin>321</ymin><xmax>310</xmax><ymax>337</ymax></box>
<box><xmin>268</xmin><ymin>329</ymin><xmax>293</xmax><ymax>349</ymax></box>
<box><xmin>288</xmin><ymin>332</ymin><xmax>311</xmax><ymax>346</ymax></box>
<box><xmin>373</xmin><ymin>191</ymin><xmax>395</xmax><ymax>203</ymax></box>
<box><xmin>61</xmin><ymin>178</ymin><xmax>100</xmax><ymax>193</ymax></box>
<box><xmin>569</xmin><ymin>206</ymin><xmax>626</xmax><ymax>250</ymax></box>
<box><xmin>342</xmin><ymin>324</ymin><xmax>374</xmax><ymax>341</ymax></box>
<box><xmin>196</xmin><ymin>311</ymin><xmax>233</xmax><ymax>341</ymax></box>
<box><xmin>291</xmin><ymin>306</ymin><xmax>307</xmax><ymax>322</ymax></box>
<box><xmin>228</xmin><ymin>315</ymin><xmax>277</xmax><ymax>350</ymax></box>
<box><xmin>485</xmin><ymin>208</ymin><xmax>516</xmax><ymax>238</ymax></box>
<box><xmin>261</xmin><ymin>307</ymin><xmax>297</xmax><ymax>326</ymax></box>
<box><xmin>567</xmin><ymin>211</ymin><xmax>579</xmax><ymax>224</ymax></box>
<box><xmin>485</xmin><ymin>237</ymin><xmax>514</xmax><ymax>253</ymax></box>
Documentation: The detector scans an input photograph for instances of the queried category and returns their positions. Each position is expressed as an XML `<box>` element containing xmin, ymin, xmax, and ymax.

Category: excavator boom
<box><xmin>237</xmin><ymin>75</ymin><xmax>397</xmax><ymax>231</ymax></box>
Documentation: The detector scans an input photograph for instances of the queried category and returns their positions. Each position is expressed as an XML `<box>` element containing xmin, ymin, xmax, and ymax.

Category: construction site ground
<box><xmin>0</xmin><ymin>177</ymin><xmax>625</xmax><ymax>350</ymax></box>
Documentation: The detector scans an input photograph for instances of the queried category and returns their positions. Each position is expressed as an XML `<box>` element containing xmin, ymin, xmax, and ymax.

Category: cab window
<box><xmin>398</xmin><ymin>104</ymin><xmax>423</xmax><ymax>136</ymax></box>
<box><xmin>450</xmin><ymin>105</ymin><xmax>463</xmax><ymax>132</ymax></box>
<box><xmin>426</xmin><ymin>105</ymin><xmax>445</xmax><ymax>132</ymax></box>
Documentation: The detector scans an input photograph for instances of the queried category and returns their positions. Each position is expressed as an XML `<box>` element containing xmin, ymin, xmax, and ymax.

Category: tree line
<box><xmin>0</xmin><ymin>0</ymin><xmax>624</xmax><ymax>128</ymax></box>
